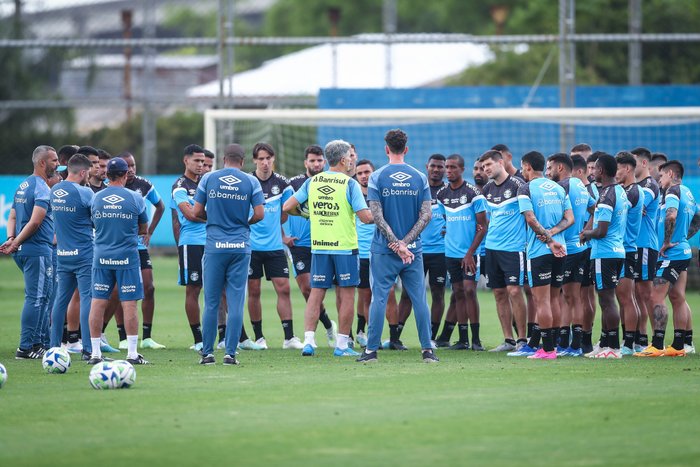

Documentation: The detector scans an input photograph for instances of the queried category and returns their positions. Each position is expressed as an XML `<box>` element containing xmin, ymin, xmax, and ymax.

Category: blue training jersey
<box><xmin>623</xmin><ymin>183</ymin><xmax>644</xmax><ymax>252</ymax></box>
<box><xmin>125</xmin><ymin>176</ymin><xmax>161</xmax><ymax>251</ymax></box>
<box><xmin>437</xmin><ymin>181</ymin><xmax>485</xmax><ymax>259</ymax></box>
<box><xmin>51</xmin><ymin>181</ymin><xmax>94</xmax><ymax>267</ymax></box>
<box><xmin>482</xmin><ymin>175</ymin><xmax>527</xmax><ymax>252</ymax></box>
<box><xmin>559</xmin><ymin>177</ymin><xmax>595</xmax><ymax>255</ymax></box>
<box><xmin>356</xmin><ymin>192</ymin><xmax>374</xmax><ymax>259</ymax></box>
<box><xmin>92</xmin><ymin>186</ymin><xmax>148</xmax><ymax>269</ymax></box>
<box><xmin>517</xmin><ymin>177</ymin><xmax>571</xmax><ymax>259</ymax></box>
<box><xmin>421</xmin><ymin>183</ymin><xmax>447</xmax><ymax>254</ymax></box>
<box><xmin>368</xmin><ymin>163</ymin><xmax>431</xmax><ymax>255</ymax></box>
<box><xmin>171</xmin><ymin>175</ymin><xmax>206</xmax><ymax>246</ymax></box>
<box><xmin>194</xmin><ymin>168</ymin><xmax>264</xmax><ymax>254</ymax></box>
<box><xmin>657</xmin><ymin>184</ymin><xmax>697</xmax><ymax>261</ymax></box>
<box><xmin>284</xmin><ymin>173</ymin><xmax>312</xmax><ymax>248</ymax></box>
<box><xmin>637</xmin><ymin>176</ymin><xmax>660</xmax><ymax>251</ymax></box>
<box><xmin>249</xmin><ymin>172</ymin><xmax>292</xmax><ymax>252</ymax></box>
<box><xmin>590</xmin><ymin>184</ymin><xmax>627</xmax><ymax>260</ymax></box>
<box><xmin>12</xmin><ymin>175</ymin><xmax>54</xmax><ymax>257</ymax></box>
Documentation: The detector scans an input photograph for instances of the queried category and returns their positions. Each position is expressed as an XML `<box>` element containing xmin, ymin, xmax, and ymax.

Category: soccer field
<box><xmin>1</xmin><ymin>256</ymin><xmax>699</xmax><ymax>466</ymax></box>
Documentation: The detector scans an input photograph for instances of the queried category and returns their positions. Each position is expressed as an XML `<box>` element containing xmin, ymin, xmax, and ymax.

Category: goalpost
<box><xmin>204</xmin><ymin>107</ymin><xmax>700</xmax><ymax>177</ymax></box>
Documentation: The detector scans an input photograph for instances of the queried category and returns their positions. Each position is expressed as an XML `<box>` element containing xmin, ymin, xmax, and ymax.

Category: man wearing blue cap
<box><xmin>87</xmin><ymin>157</ymin><xmax>150</xmax><ymax>365</ymax></box>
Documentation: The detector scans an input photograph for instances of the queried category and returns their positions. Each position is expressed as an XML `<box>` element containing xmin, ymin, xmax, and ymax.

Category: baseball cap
<box><xmin>106</xmin><ymin>158</ymin><xmax>129</xmax><ymax>174</ymax></box>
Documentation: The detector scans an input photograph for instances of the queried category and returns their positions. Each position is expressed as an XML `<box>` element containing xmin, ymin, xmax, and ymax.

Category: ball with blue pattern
<box><xmin>42</xmin><ymin>347</ymin><xmax>71</xmax><ymax>374</ymax></box>
<box><xmin>89</xmin><ymin>361</ymin><xmax>121</xmax><ymax>390</ymax></box>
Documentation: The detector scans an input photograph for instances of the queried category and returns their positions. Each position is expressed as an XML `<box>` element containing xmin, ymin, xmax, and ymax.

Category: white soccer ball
<box><xmin>89</xmin><ymin>361</ymin><xmax>121</xmax><ymax>390</ymax></box>
<box><xmin>0</xmin><ymin>363</ymin><xmax>7</xmax><ymax>388</ymax></box>
<box><xmin>42</xmin><ymin>347</ymin><xmax>71</xmax><ymax>374</ymax></box>
<box><xmin>112</xmin><ymin>360</ymin><xmax>136</xmax><ymax>389</ymax></box>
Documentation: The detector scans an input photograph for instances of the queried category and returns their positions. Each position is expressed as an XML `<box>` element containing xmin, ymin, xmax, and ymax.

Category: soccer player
<box><xmin>357</xmin><ymin>129</ymin><xmax>438</xmax><ymax>363</ymax></box>
<box><xmin>87</xmin><ymin>158</ymin><xmax>149</xmax><ymax>365</ymax></box>
<box><xmin>586</xmin><ymin>152</ymin><xmax>601</xmax><ymax>186</ymax></box>
<box><xmin>579</xmin><ymin>154</ymin><xmax>628</xmax><ymax>359</ymax></box>
<box><xmin>636</xmin><ymin>160</ymin><xmax>700</xmax><ymax>357</ymax></box>
<box><xmin>546</xmin><ymin>153</ymin><xmax>595</xmax><ymax>356</ymax></box>
<box><xmin>479</xmin><ymin>150</ymin><xmax>529</xmax><ymax>353</ymax></box>
<box><xmin>398</xmin><ymin>154</ymin><xmax>447</xmax><ymax>347</ymax></box>
<box><xmin>1</xmin><ymin>145</ymin><xmax>58</xmax><ymax>359</ymax></box>
<box><xmin>284</xmin><ymin>145</ymin><xmax>337</xmax><ymax>348</ymax></box>
<box><xmin>88</xmin><ymin>149</ymin><xmax>109</xmax><ymax>193</ymax></box>
<box><xmin>517</xmin><ymin>151</ymin><xmax>571</xmax><ymax>360</ymax></box>
<box><xmin>48</xmin><ymin>154</ymin><xmax>95</xmax><ymax>360</ymax></box>
<box><xmin>570</xmin><ymin>143</ymin><xmax>593</xmax><ymax>160</ymax></box>
<box><xmin>118</xmin><ymin>151</ymin><xmax>166</xmax><ymax>349</ymax></box>
<box><xmin>194</xmin><ymin>144</ymin><xmax>265</xmax><ymax>365</ymax></box>
<box><xmin>248</xmin><ymin>142</ymin><xmax>303</xmax><ymax>349</ymax></box>
<box><xmin>437</xmin><ymin>154</ymin><xmax>487</xmax><ymax>350</ymax></box>
<box><xmin>171</xmin><ymin>144</ymin><xmax>206</xmax><ymax>351</ymax></box>
<box><xmin>614</xmin><ymin>152</ymin><xmax>643</xmax><ymax>354</ymax></box>
<box><xmin>491</xmin><ymin>144</ymin><xmax>524</xmax><ymax>180</ymax></box>
<box><xmin>203</xmin><ymin>149</ymin><xmax>215</xmax><ymax>173</ymax></box>
<box><xmin>649</xmin><ymin>153</ymin><xmax>668</xmax><ymax>182</ymax></box>
<box><xmin>631</xmin><ymin>147</ymin><xmax>660</xmax><ymax>351</ymax></box>
<box><xmin>57</xmin><ymin>145</ymin><xmax>78</xmax><ymax>180</ymax></box>
<box><xmin>283</xmin><ymin>140</ymin><xmax>372</xmax><ymax>357</ymax></box>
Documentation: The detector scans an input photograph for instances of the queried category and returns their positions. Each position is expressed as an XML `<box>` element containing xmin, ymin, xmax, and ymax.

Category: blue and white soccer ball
<box><xmin>42</xmin><ymin>347</ymin><xmax>71</xmax><ymax>374</ymax></box>
<box><xmin>0</xmin><ymin>363</ymin><xmax>7</xmax><ymax>388</ymax></box>
<box><xmin>298</xmin><ymin>201</ymin><xmax>309</xmax><ymax>218</ymax></box>
<box><xmin>112</xmin><ymin>360</ymin><xmax>136</xmax><ymax>389</ymax></box>
<box><xmin>89</xmin><ymin>361</ymin><xmax>121</xmax><ymax>390</ymax></box>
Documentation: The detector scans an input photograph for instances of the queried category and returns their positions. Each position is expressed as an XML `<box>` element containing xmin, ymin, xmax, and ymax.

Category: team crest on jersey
<box><xmin>296</xmin><ymin>261</ymin><xmax>305</xmax><ymax>271</ymax></box>
<box><xmin>459</xmin><ymin>195</ymin><xmax>468</xmax><ymax>204</ymax></box>
<box><xmin>443</xmin><ymin>198</ymin><xmax>450</xmax><ymax>204</ymax></box>
<box><xmin>503</xmin><ymin>189</ymin><xmax>512</xmax><ymax>199</ymax></box>
<box><xmin>190</xmin><ymin>272</ymin><xmax>199</xmax><ymax>282</ymax></box>
<box><xmin>271</xmin><ymin>185</ymin><xmax>280</xmax><ymax>195</ymax></box>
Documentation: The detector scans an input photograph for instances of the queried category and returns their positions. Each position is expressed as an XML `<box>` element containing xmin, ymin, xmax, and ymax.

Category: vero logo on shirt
<box><xmin>219</xmin><ymin>175</ymin><xmax>241</xmax><ymax>191</ymax></box>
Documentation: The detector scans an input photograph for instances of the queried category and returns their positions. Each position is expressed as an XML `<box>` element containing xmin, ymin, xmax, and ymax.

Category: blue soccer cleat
<box><xmin>301</xmin><ymin>344</ymin><xmax>315</xmax><ymax>356</ymax></box>
<box><xmin>333</xmin><ymin>347</ymin><xmax>361</xmax><ymax>357</ymax></box>
<box><xmin>507</xmin><ymin>344</ymin><xmax>537</xmax><ymax>357</ymax></box>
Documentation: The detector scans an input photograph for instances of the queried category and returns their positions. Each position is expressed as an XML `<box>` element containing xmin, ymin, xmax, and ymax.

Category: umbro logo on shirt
<box><xmin>317</xmin><ymin>185</ymin><xmax>335</xmax><ymax>196</ymax></box>
<box><xmin>540</xmin><ymin>181</ymin><xmax>557</xmax><ymax>191</ymax></box>
<box><xmin>219</xmin><ymin>175</ymin><xmax>241</xmax><ymax>186</ymax></box>
<box><xmin>54</xmin><ymin>189</ymin><xmax>69</xmax><ymax>198</ymax></box>
<box><xmin>103</xmin><ymin>194</ymin><xmax>125</xmax><ymax>205</ymax></box>
<box><xmin>389</xmin><ymin>172</ymin><xmax>412</xmax><ymax>183</ymax></box>
<box><xmin>19</xmin><ymin>181</ymin><xmax>29</xmax><ymax>190</ymax></box>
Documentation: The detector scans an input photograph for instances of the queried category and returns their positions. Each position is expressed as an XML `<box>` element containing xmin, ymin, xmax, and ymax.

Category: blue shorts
<box><xmin>310</xmin><ymin>253</ymin><xmax>359</xmax><ymax>288</ymax></box>
<box><xmin>92</xmin><ymin>267</ymin><xmax>144</xmax><ymax>301</ymax></box>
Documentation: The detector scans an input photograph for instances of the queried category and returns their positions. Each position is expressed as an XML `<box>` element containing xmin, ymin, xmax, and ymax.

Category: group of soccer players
<box><xmin>4</xmin><ymin>134</ymin><xmax>699</xmax><ymax>366</ymax></box>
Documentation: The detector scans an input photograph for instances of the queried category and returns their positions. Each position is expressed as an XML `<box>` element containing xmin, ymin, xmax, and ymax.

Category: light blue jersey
<box><xmin>658</xmin><ymin>184</ymin><xmax>697</xmax><ymax>260</ymax></box>
<box><xmin>12</xmin><ymin>175</ymin><xmax>54</xmax><ymax>257</ymax></box>
<box><xmin>51</xmin><ymin>181</ymin><xmax>94</xmax><ymax>267</ymax></box>
<box><xmin>125</xmin><ymin>176</ymin><xmax>161</xmax><ymax>251</ymax></box>
<box><xmin>171</xmin><ymin>175</ymin><xmax>206</xmax><ymax>246</ymax></box>
<box><xmin>194</xmin><ymin>168</ymin><xmax>264</xmax><ymax>254</ymax></box>
<box><xmin>590</xmin><ymin>184</ymin><xmax>627</xmax><ymax>260</ymax></box>
<box><xmin>249</xmin><ymin>172</ymin><xmax>293</xmax><ymax>252</ymax></box>
<box><xmin>637</xmin><ymin>176</ymin><xmax>660</xmax><ymax>250</ymax></box>
<box><xmin>559</xmin><ymin>177</ymin><xmax>595</xmax><ymax>255</ymax></box>
<box><xmin>482</xmin><ymin>176</ymin><xmax>527</xmax><ymax>252</ymax></box>
<box><xmin>517</xmin><ymin>177</ymin><xmax>572</xmax><ymax>259</ymax></box>
<box><xmin>92</xmin><ymin>186</ymin><xmax>148</xmax><ymax>270</ymax></box>
<box><xmin>623</xmin><ymin>183</ymin><xmax>644</xmax><ymax>252</ymax></box>
<box><xmin>356</xmin><ymin>193</ymin><xmax>374</xmax><ymax>259</ymax></box>
<box><xmin>421</xmin><ymin>183</ymin><xmax>446</xmax><ymax>254</ymax></box>
<box><xmin>367</xmin><ymin>163</ymin><xmax>431</xmax><ymax>255</ymax></box>
<box><xmin>284</xmin><ymin>173</ymin><xmax>312</xmax><ymax>248</ymax></box>
<box><xmin>437</xmin><ymin>181</ymin><xmax>485</xmax><ymax>258</ymax></box>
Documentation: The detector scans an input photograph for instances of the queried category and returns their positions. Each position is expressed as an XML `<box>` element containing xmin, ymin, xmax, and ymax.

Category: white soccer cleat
<box><xmin>217</xmin><ymin>340</ymin><xmax>226</xmax><ymax>350</ymax></box>
<box><xmin>255</xmin><ymin>337</ymin><xmax>268</xmax><ymax>350</ymax></box>
<box><xmin>65</xmin><ymin>341</ymin><xmax>83</xmax><ymax>354</ymax></box>
<box><xmin>283</xmin><ymin>337</ymin><xmax>304</xmax><ymax>350</ymax></box>
<box><xmin>326</xmin><ymin>320</ymin><xmax>338</xmax><ymax>348</ymax></box>
<box><xmin>584</xmin><ymin>342</ymin><xmax>601</xmax><ymax>358</ymax></box>
<box><xmin>238</xmin><ymin>338</ymin><xmax>265</xmax><ymax>351</ymax></box>
<box><xmin>588</xmin><ymin>347</ymin><xmax>622</xmax><ymax>359</ymax></box>
<box><xmin>684</xmin><ymin>344</ymin><xmax>696</xmax><ymax>355</ymax></box>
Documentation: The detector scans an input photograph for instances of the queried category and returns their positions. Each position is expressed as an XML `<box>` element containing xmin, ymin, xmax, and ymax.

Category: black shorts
<box><xmin>138</xmin><ymin>249</ymin><xmax>153</xmax><ymax>270</ymax></box>
<box><xmin>178</xmin><ymin>245</ymin><xmax>204</xmax><ymax>286</ymax></box>
<box><xmin>358</xmin><ymin>258</ymin><xmax>370</xmax><ymax>289</ymax></box>
<box><xmin>485</xmin><ymin>249</ymin><xmax>525</xmax><ymax>289</ymax></box>
<box><xmin>636</xmin><ymin>248</ymin><xmax>659</xmax><ymax>282</ymax></box>
<box><xmin>563</xmin><ymin>250</ymin><xmax>587</xmax><ymax>285</ymax></box>
<box><xmin>479</xmin><ymin>255</ymin><xmax>487</xmax><ymax>279</ymax></box>
<box><xmin>424</xmin><ymin>253</ymin><xmax>447</xmax><ymax>287</ymax></box>
<box><xmin>249</xmin><ymin>250</ymin><xmax>289</xmax><ymax>280</ymax></box>
<box><xmin>580</xmin><ymin>249</ymin><xmax>593</xmax><ymax>287</ymax></box>
<box><xmin>289</xmin><ymin>246</ymin><xmax>312</xmax><ymax>276</ymax></box>
<box><xmin>446</xmin><ymin>256</ymin><xmax>479</xmax><ymax>283</ymax></box>
<box><xmin>591</xmin><ymin>258</ymin><xmax>624</xmax><ymax>291</ymax></box>
<box><xmin>656</xmin><ymin>259</ymin><xmax>690</xmax><ymax>285</ymax></box>
<box><xmin>527</xmin><ymin>254</ymin><xmax>565</xmax><ymax>288</ymax></box>
<box><xmin>622</xmin><ymin>251</ymin><xmax>638</xmax><ymax>280</ymax></box>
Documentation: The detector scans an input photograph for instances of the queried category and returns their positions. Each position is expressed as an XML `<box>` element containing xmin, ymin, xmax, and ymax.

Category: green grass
<box><xmin>1</xmin><ymin>256</ymin><xmax>699</xmax><ymax>466</ymax></box>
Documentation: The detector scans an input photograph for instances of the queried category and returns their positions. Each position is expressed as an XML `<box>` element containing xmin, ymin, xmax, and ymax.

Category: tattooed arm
<box><xmin>660</xmin><ymin>207</ymin><xmax>678</xmax><ymax>257</ymax></box>
<box><xmin>687</xmin><ymin>210</ymin><xmax>700</xmax><ymax>240</ymax></box>
<box><xmin>548</xmin><ymin>209</ymin><xmax>574</xmax><ymax>236</ymax></box>
<box><xmin>524</xmin><ymin>210</ymin><xmax>566</xmax><ymax>257</ymax></box>
<box><xmin>368</xmin><ymin>200</ymin><xmax>399</xmax><ymax>243</ymax></box>
<box><xmin>401</xmin><ymin>200</ymin><xmax>432</xmax><ymax>245</ymax></box>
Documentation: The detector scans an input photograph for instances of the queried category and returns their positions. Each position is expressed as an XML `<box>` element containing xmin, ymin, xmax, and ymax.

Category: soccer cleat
<box><xmin>301</xmin><ymin>344</ymin><xmax>315</xmax><ymax>356</ymax></box>
<box><xmin>127</xmin><ymin>354</ymin><xmax>150</xmax><ymax>365</ymax></box>
<box><xmin>217</xmin><ymin>340</ymin><xmax>226</xmax><ymax>350</ymax></box>
<box><xmin>223</xmin><ymin>354</ymin><xmax>240</xmax><ymax>365</ymax></box>
<box><xmin>527</xmin><ymin>348</ymin><xmax>557</xmax><ymax>360</ymax></box>
<box><xmin>430</xmin><ymin>340</ymin><xmax>438</xmax><ymax>350</ymax></box>
<box><xmin>100</xmin><ymin>342</ymin><xmax>120</xmax><ymax>353</ymax></box>
<box><xmin>238</xmin><ymin>339</ymin><xmax>265</xmax><ymax>351</ymax></box>
<box><xmin>199</xmin><ymin>354</ymin><xmax>215</xmax><ymax>365</ymax></box>
<box><xmin>634</xmin><ymin>345</ymin><xmax>665</xmax><ymax>357</ymax></box>
<box><xmin>15</xmin><ymin>347</ymin><xmax>41</xmax><ymax>360</ymax></box>
<box><xmin>33</xmin><ymin>345</ymin><xmax>47</xmax><ymax>356</ymax></box>
<box><xmin>356</xmin><ymin>350</ymin><xmax>378</xmax><ymax>363</ymax></box>
<box><xmin>356</xmin><ymin>331</ymin><xmax>368</xmax><ymax>348</ymax></box>
<box><xmin>555</xmin><ymin>345</ymin><xmax>568</xmax><ymax>355</ymax></box>
<box><xmin>119</xmin><ymin>339</ymin><xmax>128</xmax><ymax>350</ymax></box>
<box><xmin>471</xmin><ymin>341</ymin><xmax>485</xmax><ymax>351</ymax></box>
<box><xmin>507</xmin><ymin>344</ymin><xmax>537</xmax><ymax>357</ymax></box>
<box><xmin>684</xmin><ymin>344</ymin><xmax>696</xmax><ymax>355</ymax></box>
<box><xmin>620</xmin><ymin>346</ymin><xmax>635</xmax><ymax>356</ymax></box>
<box><xmin>489</xmin><ymin>341</ymin><xmax>516</xmax><ymax>352</ymax></box>
<box><xmin>334</xmin><ymin>347</ymin><xmax>361</xmax><ymax>357</ymax></box>
<box><xmin>584</xmin><ymin>343</ymin><xmax>602</xmax><ymax>358</ymax></box>
<box><xmin>433</xmin><ymin>339</ymin><xmax>451</xmax><ymax>348</ymax></box>
<box><xmin>387</xmin><ymin>340</ymin><xmax>408</xmax><ymax>351</ymax></box>
<box><xmin>663</xmin><ymin>346</ymin><xmax>686</xmax><ymax>357</ymax></box>
<box><xmin>515</xmin><ymin>340</ymin><xmax>528</xmax><ymax>351</ymax></box>
<box><xmin>189</xmin><ymin>342</ymin><xmax>203</xmax><ymax>352</ymax></box>
<box><xmin>326</xmin><ymin>320</ymin><xmax>338</xmax><ymax>348</ymax></box>
<box><xmin>87</xmin><ymin>357</ymin><xmax>105</xmax><ymax>365</ymax></box>
<box><xmin>255</xmin><ymin>337</ymin><xmax>268</xmax><ymax>350</ymax></box>
<box><xmin>633</xmin><ymin>343</ymin><xmax>646</xmax><ymax>353</ymax></box>
<box><xmin>283</xmin><ymin>337</ymin><xmax>304</xmax><ymax>350</ymax></box>
<box><xmin>422</xmin><ymin>350</ymin><xmax>440</xmax><ymax>363</ymax></box>
<box><xmin>560</xmin><ymin>347</ymin><xmax>583</xmax><ymax>357</ymax></box>
<box><xmin>140</xmin><ymin>338</ymin><xmax>165</xmax><ymax>350</ymax></box>
<box><xmin>65</xmin><ymin>341</ymin><xmax>83</xmax><ymax>353</ymax></box>
<box><xmin>448</xmin><ymin>341</ymin><xmax>470</xmax><ymax>350</ymax></box>
<box><xmin>81</xmin><ymin>351</ymin><xmax>92</xmax><ymax>361</ymax></box>
<box><xmin>589</xmin><ymin>347</ymin><xmax>622</xmax><ymax>359</ymax></box>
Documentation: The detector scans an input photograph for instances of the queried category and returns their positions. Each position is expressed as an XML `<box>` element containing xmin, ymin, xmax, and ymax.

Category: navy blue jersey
<box><xmin>92</xmin><ymin>186</ymin><xmax>148</xmax><ymax>269</ymax></box>
<box><xmin>12</xmin><ymin>175</ymin><xmax>53</xmax><ymax>257</ymax></box>
<box><xmin>517</xmin><ymin>177</ymin><xmax>572</xmax><ymax>259</ymax></box>
<box><xmin>51</xmin><ymin>181</ymin><xmax>94</xmax><ymax>266</ymax></box>
<box><xmin>637</xmin><ymin>176</ymin><xmax>660</xmax><ymax>250</ymax></box>
<box><xmin>283</xmin><ymin>173</ymin><xmax>311</xmax><ymax>248</ymax></box>
<box><xmin>367</xmin><ymin>163</ymin><xmax>431</xmax><ymax>255</ymax></box>
<box><xmin>171</xmin><ymin>175</ymin><xmax>206</xmax><ymax>246</ymax></box>
<box><xmin>88</xmin><ymin>181</ymin><xmax>107</xmax><ymax>193</ymax></box>
<box><xmin>658</xmin><ymin>184</ymin><xmax>697</xmax><ymax>260</ymax></box>
<box><xmin>623</xmin><ymin>183</ymin><xmax>644</xmax><ymax>252</ymax></box>
<box><xmin>437</xmin><ymin>181</ymin><xmax>485</xmax><ymax>258</ymax></box>
<box><xmin>559</xmin><ymin>177</ymin><xmax>595</xmax><ymax>255</ymax></box>
<box><xmin>482</xmin><ymin>176</ymin><xmax>527</xmax><ymax>252</ymax></box>
<box><xmin>125</xmin><ymin>176</ymin><xmax>162</xmax><ymax>251</ymax></box>
<box><xmin>250</xmin><ymin>172</ymin><xmax>293</xmax><ymax>252</ymax></box>
<box><xmin>590</xmin><ymin>184</ymin><xmax>627</xmax><ymax>260</ymax></box>
<box><xmin>421</xmin><ymin>183</ymin><xmax>447</xmax><ymax>254</ymax></box>
<box><xmin>194</xmin><ymin>168</ymin><xmax>264</xmax><ymax>254</ymax></box>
